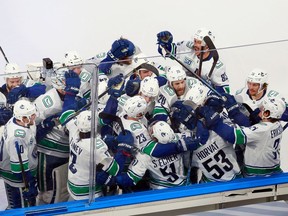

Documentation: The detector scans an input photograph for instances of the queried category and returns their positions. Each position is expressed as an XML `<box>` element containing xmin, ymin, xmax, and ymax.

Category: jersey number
<box><xmin>159</xmin><ymin>163</ymin><xmax>179</xmax><ymax>183</ymax></box>
<box><xmin>202</xmin><ymin>150</ymin><xmax>233</xmax><ymax>179</ymax></box>
<box><xmin>69</xmin><ymin>151</ymin><xmax>78</xmax><ymax>174</ymax></box>
<box><xmin>273</xmin><ymin>138</ymin><xmax>280</xmax><ymax>160</ymax></box>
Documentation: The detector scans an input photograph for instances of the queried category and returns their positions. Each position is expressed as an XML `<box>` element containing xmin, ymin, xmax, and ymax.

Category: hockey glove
<box><xmin>196</xmin><ymin>120</ymin><xmax>209</xmax><ymax>145</ymax></box>
<box><xmin>116</xmin><ymin>130</ymin><xmax>134</xmax><ymax>155</ymax></box>
<box><xmin>177</xmin><ymin>136</ymin><xmax>200</xmax><ymax>152</ymax></box>
<box><xmin>172</xmin><ymin>101</ymin><xmax>197</xmax><ymax>130</ymax></box>
<box><xmin>205</xmin><ymin>93</ymin><xmax>224</xmax><ymax>113</ymax></box>
<box><xmin>26</xmin><ymin>84</ymin><xmax>46</xmax><ymax>99</ymax></box>
<box><xmin>0</xmin><ymin>108</ymin><xmax>13</xmax><ymax>125</ymax></box>
<box><xmin>108</xmin><ymin>39</ymin><xmax>136</xmax><ymax>61</ymax></box>
<box><xmin>108</xmin><ymin>74</ymin><xmax>124</xmax><ymax>88</ymax></box>
<box><xmin>157</xmin><ymin>31</ymin><xmax>176</xmax><ymax>57</ymax></box>
<box><xmin>22</xmin><ymin>171</ymin><xmax>38</xmax><ymax>205</ymax></box>
<box><xmin>125</xmin><ymin>78</ymin><xmax>141</xmax><ymax>97</ymax></box>
<box><xmin>249</xmin><ymin>107</ymin><xmax>261</xmax><ymax>124</ymax></box>
<box><xmin>222</xmin><ymin>93</ymin><xmax>239</xmax><ymax>117</ymax></box>
<box><xmin>108</xmin><ymin>81</ymin><xmax>125</xmax><ymax>98</ymax></box>
<box><xmin>7</xmin><ymin>84</ymin><xmax>28</xmax><ymax>104</ymax></box>
<box><xmin>36</xmin><ymin>114</ymin><xmax>58</xmax><ymax>141</ymax></box>
<box><xmin>196</xmin><ymin>106</ymin><xmax>221</xmax><ymax>128</ymax></box>
<box><xmin>64</xmin><ymin>70</ymin><xmax>81</xmax><ymax>96</ymax></box>
<box><xmin>96</xmin><ymin>170</ymin><xmax>116</xmax><ymax>186</ymax></box>
<box><xmin>103</xmin><ymin>134</ymin><xmax>118</xmax><ymax>151</ymax></box>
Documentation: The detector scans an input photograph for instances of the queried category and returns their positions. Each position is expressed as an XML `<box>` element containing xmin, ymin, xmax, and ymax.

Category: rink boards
<box><xmin>2</xmin><ymin>172</ymin><xmax>288</xmax><ymax>216</ymax></box>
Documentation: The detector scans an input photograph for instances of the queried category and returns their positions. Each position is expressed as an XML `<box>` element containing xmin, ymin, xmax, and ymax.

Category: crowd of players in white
<box><xmin>0</xmin><ymin>28</ymin><xmax>287</xmax><ymax>209</ymax></box>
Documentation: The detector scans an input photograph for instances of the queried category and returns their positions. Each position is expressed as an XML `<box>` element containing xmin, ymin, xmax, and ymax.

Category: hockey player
<box><xmin>59</xmin><ymin>110</ymin><xmax>134</xmax><ymax>200</ymax></box>
<box><xmin>235</xmin><ymin>68</ymin><xmax>288</xmax><ymax>124</ymax></box>
<box><xmin>152</xmin><ymin>65</ymin><xmax>201</xmax><ymax>128</ymax></box>
<box><xmin>197</xmin><ymin>95</ymin><xmax>286</xmax><ymax>177</ymax></box>
<box><xmin>156</xmin><ymin>28</ymin><xmax>230</xmax><ymax>94</ymax></box>
<box><xmin>0</xmin><ymin>99</ymin><xmax>38</xmax><ymax>208</ymax></box>
<box><xmin>2</xmin><ymin>63</ymin><xmax>46</xmax><ymax>105</ymax></box>
<box><xmin>104</xmin><ymin>121</ymin><xmax>191</xmax><ymax>190</ymax></box>
<box><xmin>34</xmin><ymin>69</ymin><xmax>83</xmax><ymax>205</ymax></box>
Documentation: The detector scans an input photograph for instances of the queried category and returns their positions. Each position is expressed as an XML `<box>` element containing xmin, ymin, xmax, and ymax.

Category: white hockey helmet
<box><xmin>166</xmin><ymin>66</ymin><xmax>186</xmax><ymax>84</ymax></box>
<box><xmin>76</xmin><ymin>110</ymin><xmax>92</xmax><ymax>133</ymax></box>
<box><xmin>149</xmin><ymin>121</ymin><xmax>176</xmax><ymax>144</ymax></box>
<box><xmin>4</xmin><ymin>63</ymin><xmax>22</xmax><ymax>79</ymax></box>
<box><xmin>193</xmin><ymin>28</ymin><xmax>215</xmax><ymax>45</ymax></box>
<box><xmin>247</xmin><ymin>68</ymin><xmax>268</xmax><ymax>85</ymax></box>
<box><xmin>64</xmin><ymin>51</ymin><xmax>84</xmax><ymax>67</ymax></box>
<box><xmin>261</xmin><ymin>96</ymin><xmax>286</xmax><ymax>119</ymax></box>
<box><xmin>184</xmin><ymin>81</ymin><xmax>210</xmax><ymax>106</ymax></box>
<box><xmin>139</xmin><ymin>77</ymin><xmax>160</xmax><ymax>98</ymax></box>
<box><xmin>98</xmin><ymin>80</ymin><xmax>109</xmax><ymax>105</ymax></box>
<box><xmin>51</xmin><ymin>69</ymin><xmax>66</xmax><ymax>90</ymax></box>
<box><xmin>123</xmin><ymin>95</ymin><xmax>147</xmax><ymax>118</ymax></box>
<box><xmin>13</xmin><ymin>99</ymin><xmax>36</xmax><ymax>120</ymax></box>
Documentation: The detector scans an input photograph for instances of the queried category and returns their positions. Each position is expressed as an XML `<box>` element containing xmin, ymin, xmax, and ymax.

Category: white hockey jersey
<box><xmin>175</xmin><ymin>40</ymin><xmax>229</xmax><ymax>93</ymax></box>
<box><xmin>127</xmin><ymin>151</ymin><xmax>187</xmax><ymax>189</ymax></box>
<box><xmin>235</xmin><ymin>87</ymin><xmax>284</xmax><ymax>111</ymax></box>
<box><xmin>66</xmin><ymin>119</ymin><xmax>119</xmax><ymax>200</ymax></box>
<box><xmin>192</xmin><ymin>130</ymin><xmax>241</xmax><ymax>182</ymax></box>
<box><xmin>0</xmin><ymin>118</ymin><xmax>37</xmax><ymax>187</ymax></box>
<box><xmin>237</xmin><ymin>122</ymin><xmax>283</xmax><ymax>176</ymax></box>
<box><xmin>34</xmin><ymin>88</ymin><xmax>69</xmax><ymax>158</ymax></box>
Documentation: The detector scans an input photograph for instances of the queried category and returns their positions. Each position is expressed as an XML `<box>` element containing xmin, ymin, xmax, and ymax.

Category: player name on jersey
<box><xmin>71</xmin><ymin>142</ymin><xmax>83</xmax><ymax>155</ymax></box>
<box><xmin>151</xmin><ymin>154</ymin><xmax>179</xmax><ymax>168</ymax></box>
<box><xmin>195</xmin><ymin>142</ymin><xmax>219</xmax><ymax>160</ymax></box>
<box><xmin>270</xmin><ymin>125</ymin><xmax>283</xmax><ymax>138</ymax></box>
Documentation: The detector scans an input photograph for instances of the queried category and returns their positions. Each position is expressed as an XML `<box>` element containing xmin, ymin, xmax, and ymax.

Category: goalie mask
<box><xmin>149</xmin><ymin>121</ymin><xmax>176</xmax><ymax>144</ymax></box>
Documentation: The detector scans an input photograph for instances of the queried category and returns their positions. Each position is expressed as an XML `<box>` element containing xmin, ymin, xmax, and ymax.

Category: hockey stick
<box><xmin>204</xmin><ymin>36</ymin><xmax>219</xmax><ymax>80</ymax></box>
<box><xmin>160</xmin><ymin>40</ymin><xmax>224</xmax><ymax>101</ymax></box>
<box><xmin>0</xmin><ymin>46</ymin><xmax>34</xmax><ymax>80</ymax></box>
<box><xmin>0</xmin><ymin>46</ymin><xmax>9</xmax><ymax>63</ymax></box>
<box><xmin>15</xmin><ymin>141</ymin><xmax>32</xmax><ymax>207</ymax></box>
<box><xmin>61</xmin><ymin>64</ymin><xmax>146</xmax><ymax>126</ymax></box>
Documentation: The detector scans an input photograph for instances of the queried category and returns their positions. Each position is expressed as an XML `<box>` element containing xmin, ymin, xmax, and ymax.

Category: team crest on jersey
<box><xmin>42</xmin><ymin>96</ymin><xmax>54</xmax><ymax>108</ymax></box>
<box><xmin>130</xmin><ymin>122</ymin><xmax>142</xmax><ymax>131</ymax></box>
<box><xmin>80</xmin><ymin>71</ymin><xmax>92</xmax><ymax>82</ymax></box>
<box><xmin>14</xmin><ymin>129</ymin><xmax>26</xmax><ymax>138</ymax></box>
<box><xmin>184</xmin><ymin>57</ymin><xmax>192</xmax><ymax>65</ymax></box>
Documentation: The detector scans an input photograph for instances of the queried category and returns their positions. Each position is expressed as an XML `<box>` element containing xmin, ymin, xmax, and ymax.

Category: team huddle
<box><xmin>0</xmin><ymin>28</ymin><xmax>287</xmax><ymax>209</ymax></box>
